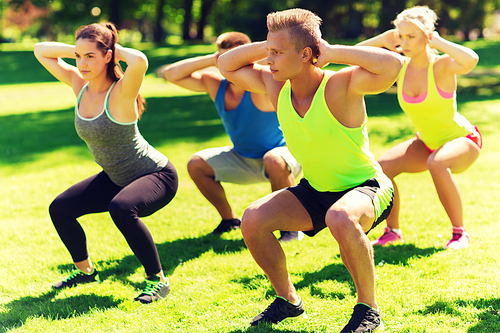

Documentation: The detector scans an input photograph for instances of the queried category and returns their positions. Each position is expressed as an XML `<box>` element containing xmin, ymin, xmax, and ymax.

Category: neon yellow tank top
<box><xmin>397</xmin><ymin>60</ymin><xmax>473</xmax><ymax>150</ymax></box>
<box><xmin>277</xmin><ymin>72</ymin><xmax>386</xmax><ymax>192</ymax></box>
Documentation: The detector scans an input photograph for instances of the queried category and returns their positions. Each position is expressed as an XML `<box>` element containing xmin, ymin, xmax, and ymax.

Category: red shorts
<box><xmin>417</xmin><ymin>125</ymin><xmax>482</xmax><ymax>153</ymax></box>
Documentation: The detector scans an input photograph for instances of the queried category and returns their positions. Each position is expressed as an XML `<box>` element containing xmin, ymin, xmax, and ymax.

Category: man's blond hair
<box><xmin>267</xmin><ymin>8</ymin><xmax>322</xmax><ymax>57</ymax></box>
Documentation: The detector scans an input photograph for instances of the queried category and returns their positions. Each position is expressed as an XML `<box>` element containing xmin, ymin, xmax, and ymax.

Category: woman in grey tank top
<box><xmin>34</xmin><ymin>22</ymin><xmax>178</xmax><ymax>304</ymax></box>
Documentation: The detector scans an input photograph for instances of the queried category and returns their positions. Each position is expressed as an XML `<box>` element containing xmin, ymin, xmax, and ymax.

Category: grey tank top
<box><xmin>75</xmin><ymin>82</ymin><xmax>168</xmax><ymax>187</ymax></box>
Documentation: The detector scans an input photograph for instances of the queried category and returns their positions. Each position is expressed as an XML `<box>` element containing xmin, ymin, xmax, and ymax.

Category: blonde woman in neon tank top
<box><xmin>358</xmin><ymin>6</ymin><xmax>481</xmax><ymax>250</ymax></box>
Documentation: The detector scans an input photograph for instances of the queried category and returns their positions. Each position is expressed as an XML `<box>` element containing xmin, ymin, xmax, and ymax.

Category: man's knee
<box><xmin>326</xmin><ymin>207</ymin><xmax>359</xmax><ymax>239</ymax></box>
<box><xmin>187</xmin><ymin>156</ymin><xmax>214</xmax><ymax>178</ymax></box>
<box><xmin>241</xmin><ymin>202</ymin><xmax>269</xmax><ymax>238</ymax></box>
<box><xmin>263</xmin><ymin>152</ymin><xmax>288</xmax><ymax>177</ymax></box>
<box><xmin>187</xmin><ymin>156</ymin><xmax>203</xmax><ymax>174</ymax></box>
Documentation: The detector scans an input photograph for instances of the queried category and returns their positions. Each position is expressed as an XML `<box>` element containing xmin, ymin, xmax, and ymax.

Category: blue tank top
<box><xmin>75</xmin><ymin>82</ymin><xmax>168</xmax><ymax>187</ymax></box>
<box><xmin>214</xmin><ymin>79</ymin><xmax>285</xmax><ymax>158</ymax></box>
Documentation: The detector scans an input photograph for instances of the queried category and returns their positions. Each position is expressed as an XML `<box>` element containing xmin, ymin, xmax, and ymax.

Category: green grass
<box><xmin>1</xmin><ymin>41</ymin><xmax>500</xmax><ymax>332</ymax></box>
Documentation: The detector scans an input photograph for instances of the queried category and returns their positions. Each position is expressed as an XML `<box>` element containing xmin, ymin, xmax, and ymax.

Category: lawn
<box><xmin>0</xmin><ymin>40</ymin><xmax>499</xmax><ymax>333</ymax></box>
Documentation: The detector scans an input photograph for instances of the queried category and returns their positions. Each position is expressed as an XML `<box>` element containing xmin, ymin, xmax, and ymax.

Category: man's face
<box><xmin>265</xmin><ymin>30</ymin><xmax>303</xmax><ymax>81</ymax></box>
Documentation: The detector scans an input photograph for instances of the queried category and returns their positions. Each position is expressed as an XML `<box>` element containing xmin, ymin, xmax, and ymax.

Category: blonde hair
<box><xmin>393</xmin><ymin>6</ymin><xmax>438</xmax><ymax>35</ymax></box>
<box><xmin>267</xmin><ymin>8</ymin><xmax>322</xmax><ymax>56</ymax></box>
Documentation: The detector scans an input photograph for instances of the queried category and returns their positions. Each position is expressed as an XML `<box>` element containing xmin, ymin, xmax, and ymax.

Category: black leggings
<box><xmin>49</xmin><ymin>161</ymin><xmax>178</xmax><ymax>276</ymax></box>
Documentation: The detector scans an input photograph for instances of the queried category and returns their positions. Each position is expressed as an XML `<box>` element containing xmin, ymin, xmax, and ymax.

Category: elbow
<box><xmin>459</xmin><ymin>53</ymin><xmax>479</xmax><ymax>75</ymax></box>
<box><xmin>131</xmin><ymin>50</ymin><xmax>149</xmax><ymax>71</ymax></box>
<box><xmin>469</xmin><ymin>53</ymin><xmax>479</xmax><ymax>70</ymax></box>
<box><xmin>395</xmin><ymin>54</ymin><xmax>405</xmax><ymax>72</ymax></box>
<box><xmin>140</xmin><ymin>53</ymin><xmax>149</xmax><ymax>71</ymax></box>
<box><xmin>33</xmin><ymin>42</ymin><xmax>44</xmax><ymax>59</ymax></box>
<box><xmin>134</xmin><ymin>54</ymin><xmax>148</xmax><ymax>74</ymax></box>
<box><xmin>217</xmin><ymin>54</ymin><xmax>230</xmax><ymax>76</ymax></box>
<box><xmin>386</xmin><ymin>54</ymin><xmax>404</xmax><ymax>82</ymax></box>
<box><xmin>162</xmin><ymin>66</ymin><xmax>174</xmax><ymax>81</ymax></box>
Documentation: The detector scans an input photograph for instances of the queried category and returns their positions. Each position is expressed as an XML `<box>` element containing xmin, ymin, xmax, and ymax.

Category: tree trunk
<box><xmin>182</xmin><ymin>0</ymin><xmax>194</xmax><ymax>40</ymax></box>
<box><xmin>196</xmin><ymin>0</ymin><xmax>216</xmax><ymax>40</ymax></box>
<box><xmin>154</xmin><ymin>0</ymin><xmax>166</xmax><ymax>43</ymax></box>
<box><xmin>109</xmin><ymin>0</ymin><xmax>121</xmax><ymax>26</ymax></box>
<box><xmin>378</xmin><ymin>0</ymin><xmax>406</xmax><ymax>33</ymax></box>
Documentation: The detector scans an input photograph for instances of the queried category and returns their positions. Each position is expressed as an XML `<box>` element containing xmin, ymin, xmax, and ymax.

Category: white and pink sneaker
<box><xmin>445</xmin><ymin>227</ymin><xmax>470</xmax><ymax>250</ymax></box>
<box><xmin>371</xmin><ymin>227</ymin><xmax>404</xmax><ymax>246</ymax></box>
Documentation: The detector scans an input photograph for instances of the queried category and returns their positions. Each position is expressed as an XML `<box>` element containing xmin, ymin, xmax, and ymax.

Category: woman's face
<box><xmin>396</xmin><ymin>20</ymin><xmax>429</xmax><ymax>57</ymax></box>
<box><xmin>75</xmin><ymin>38</ymin><xmax>111</xmax><ymax>80</ymax></box>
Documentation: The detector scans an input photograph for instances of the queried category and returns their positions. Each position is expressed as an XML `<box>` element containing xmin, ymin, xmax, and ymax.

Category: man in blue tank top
<box><xmin>161</xmin><ymin>32</ymin><xmax>302</xmax><ymax>241</ymax></box>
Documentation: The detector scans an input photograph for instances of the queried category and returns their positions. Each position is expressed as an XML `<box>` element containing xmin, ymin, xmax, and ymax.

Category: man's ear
<box><xmin>302</xmin><ymin>47</ymin><xmax>313</xmax><ymax>63</ymax></box>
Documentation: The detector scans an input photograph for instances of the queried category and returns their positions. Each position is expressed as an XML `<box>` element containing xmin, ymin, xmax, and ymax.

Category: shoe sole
<box><xmin>371</xmin><ymin>239</ymin><xmax>404</xmax><ymax>247</ymax></box>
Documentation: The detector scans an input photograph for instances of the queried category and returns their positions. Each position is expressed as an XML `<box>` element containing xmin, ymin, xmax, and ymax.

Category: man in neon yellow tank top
<box><xmin>219</xmin><ymin>8</ymin><xmax>404</xmax><ymax>332</ymax></box>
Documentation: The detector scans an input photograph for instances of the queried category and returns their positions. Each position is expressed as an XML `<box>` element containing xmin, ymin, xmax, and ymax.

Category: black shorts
<box><xmin>287</xmin><ymin>177</ymin><xmax>394</xmax><ymax>237</ymax></box>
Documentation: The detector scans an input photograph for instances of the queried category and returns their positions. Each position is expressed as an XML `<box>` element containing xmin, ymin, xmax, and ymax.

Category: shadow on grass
<box><xmin>297</xmin><ymin>244</ymin><xmax>443</xmax><ymax>299</ymax></box>
<box><xmin>373</xmin><ymin>243</ymin><xmax>443</xmax><ymax>266</ymax></box>
<box><xmin>233</xmin><ymin>243</ymin><xmax>443</xmax><ymax>303</ymax></box>
<box><xmin>0</xmin><ymin>291</ymin><xmax>121</xmax><ymax>331</ymax></box>
<box><xmin>0</xmin><ymin>50</ymin><xmax>58</xmax><ymax>85</ymax></box>
<box><xmin>0</xmin><ymin>94</ymin><xmax>225</xmax><ymax>166</ymax></box>
<box><xmin>56</xmin><ymin>234</ymin><xmax>246</xmax><ymax>291</ymax></box>
<box><xmin>417</xmin><ymin>298</ymin><xmax>500</xmax><ymax>332</ymax></box>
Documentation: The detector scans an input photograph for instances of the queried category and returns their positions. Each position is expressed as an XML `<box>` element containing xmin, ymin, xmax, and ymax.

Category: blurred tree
<box><xmin>182</xmin><ymin>0</ymin><xmax>193</xmax><ymax>40</ymax></box>
<box><xmin>378</xmin><ymin>0</ymin><xmax>406</xmax><ymax>32</ymax></box>
<box><xmin>210</xmin><ymin>0</ymin><xmax>294</xmax><ymax>41</ymax></box>
<box><xmin>2</xmin><ymin>0</ymin><xmax>499</xmax><ymax>43</ymax></box>
<box><xmin>154</xmin><ymin>0</ymin><xmax>166</xmax><ymax>42</ymax></box>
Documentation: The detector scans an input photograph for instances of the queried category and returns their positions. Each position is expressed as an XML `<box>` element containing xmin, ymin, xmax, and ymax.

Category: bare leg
<box><xmin>378</xmin><ymin>138</ymin><xmax>430</xmax><ymax>229</ymax></box>
<box><xmin>75</xmin><ymin>258</ymin><xmax>93</xmax><ymax>273</ymax></box>
<box><xmin>241</xmin><ymin>190</ymin><xmax>313</xmax><ymax>304</ymax></box>
<box><xmin>427</xmin><ymin>138</ymin><xmax>480</xmax><ymax>228</ymax></box>
<box><xmin>263</xmin><ymin>152</ymin><xmax>295</xmax><ymax>192</ymax></box>
<box><xmin>263</xmin><ymin>151</ymin><xmax>301</xmax><ymax>241</ymax></box>
<box><xmin>327</xmin><ymin>190</ymin><xmax>378</xmax><ymax>308</ymax></box>
<box><xmin>187</xmin><ymin>156</ymin><xmax>237</xmax><ymax>220</ymax></box>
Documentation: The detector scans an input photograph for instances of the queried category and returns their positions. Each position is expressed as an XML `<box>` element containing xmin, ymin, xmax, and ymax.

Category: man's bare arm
<box><xmin>218</xmin><ymin>42</ymin><xmax>270</xmax><ymax>94</ymax></box>
<box><xmin>317</xmin><ymin>40</ymin><xmax>404</xmax><ymax>95</ymax></box>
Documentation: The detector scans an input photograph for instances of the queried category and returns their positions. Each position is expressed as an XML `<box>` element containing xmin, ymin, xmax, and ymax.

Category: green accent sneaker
<box><xmin>52</xmin><ymin>267</ymin><xmax>100</xmax><ymax>290</ymax></box>
<box><xmin>250</xmin><ymin>297</ymin><xmax>305</xmax><ymax>326</ymax></box>
<box><xmin>134</xmin><ymin>275</ymin><xmax>171</xmax><ymax>304</ymax></box>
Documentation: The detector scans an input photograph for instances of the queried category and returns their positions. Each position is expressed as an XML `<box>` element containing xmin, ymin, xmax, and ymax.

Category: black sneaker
<box><xmin>279</xmin><ymin>231</ymin><xmax>304</xmax><ymax>243</ymax></box>
<box><xmin>250</xmin><ymin>297</ymin><xmax>305</xmax><ymax>326</ymax></box>
<box><xmin>52</xmin><ymin>267</ymin><xmax>100</xmax><ymax>290</ymax></box>
<box><xmin>340</xmin><ymin>304</ymin><xmax>383</xmax><ymax>332</ymax></box>
<box><xmin>134</xmin><ymin>275</ymin><xmax>171</xmax><ymax>304</ymax></box>
<box><xmin>212</xmin><ymin>218</ymin><xmax>241</xmax><ymax>234</ymax></box>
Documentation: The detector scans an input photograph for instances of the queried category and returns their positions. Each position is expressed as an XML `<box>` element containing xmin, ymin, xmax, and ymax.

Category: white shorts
<box><xmin>194</xmin><ymin>146</ymin><xmax>302</xmax><ymax>184</ymax></box>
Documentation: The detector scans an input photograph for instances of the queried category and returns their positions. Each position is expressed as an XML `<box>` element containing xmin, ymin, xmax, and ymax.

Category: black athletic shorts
<box><xmin>287</xmin><ymin>177</ymin><xmax>394</xmax><ymax>237</ymax></box>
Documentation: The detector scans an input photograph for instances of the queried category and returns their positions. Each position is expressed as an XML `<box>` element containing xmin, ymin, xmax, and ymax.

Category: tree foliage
<box><xmin>2</xmin><ymin>0</ymin><xmax>499</xmax><ymax>43</ymax></box>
